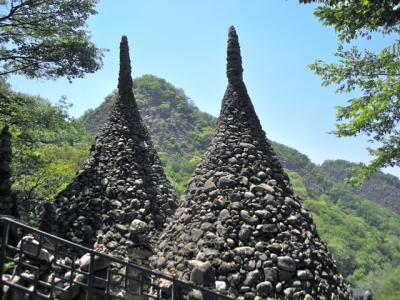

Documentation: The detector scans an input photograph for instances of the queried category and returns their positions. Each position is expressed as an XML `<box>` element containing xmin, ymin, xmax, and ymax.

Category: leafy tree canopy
<box><xmin>0</xmin><ymin>80</ymin><xmax>91</xmax><ymax>223</ymax></box>
<box><xmin>301</xmin><ymin>0</ymin><xmax>400</xmax><ymax>183</ymax></box>
<box><xmin>0</xmin><ymin>0</ymin><xmax>104</xmax><ymax>80</ymax></box>
<box><xmin>300</xmin><ymin>0</ymin><xmax>400</xmax><ymax>41</ymax></box>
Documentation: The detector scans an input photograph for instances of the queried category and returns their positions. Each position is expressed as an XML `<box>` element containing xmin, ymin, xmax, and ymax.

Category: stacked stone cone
<box><xmin>0</xmin><ymin>125</ymin><xmax>17</xmax><ymax>217</ymax></box>
<box><xmin>47</xmin><ymin>36</ymin><xmax>177</xmax><ymax>259</ymax></box>
<box><xmin>152</xmin><ymin>27</ymin><xmax>350</xmax><ymax>299</ymax></box>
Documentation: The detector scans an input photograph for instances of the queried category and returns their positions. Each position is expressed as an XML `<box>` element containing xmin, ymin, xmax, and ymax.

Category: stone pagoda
<box><xmin>0</xmin><ymin>125</ymin><xmax>17</xmax><ymax>218</ymax></box>
<box><xmin>152</xmin><ymin>27</ymin><xmax>350</xmax><ymax>300</ymax></box>
<box><xmin>46</xmin><ymin>36</ymin><xmax>177</xmax><ymax>260</ymax></box>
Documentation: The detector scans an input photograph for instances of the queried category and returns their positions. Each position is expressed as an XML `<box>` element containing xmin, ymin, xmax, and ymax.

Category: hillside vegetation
<box><xmin>0</xmin><ymin>80</ymin><xmax>91</xmax><ymax>222</ymax></box>
<box><xmin>3</xmin><ymin>75</ymin><xmax>399</xmax><ymax>298</ymax></box>
<box><xmin>81</xmin><ymin>75</ymin><xmax>215</xmax><ymax>155</ymax></box>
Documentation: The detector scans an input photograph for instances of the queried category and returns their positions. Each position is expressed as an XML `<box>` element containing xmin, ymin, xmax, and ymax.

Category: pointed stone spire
<box><xmin>118</xmin><ymin>36</ymin><xmax>133</xmax><ymax>97</ymax></box>
<box><xmin>0</xmin><ymin>125</ymin><xmax>17</xmax><ymax>217</ymax></box>
<box><xmin>109</xmin><ymin>36</ymin><xmax>142</xmax><ymax>126</ymax></box>
<box><xmin>45</xmin><ymin>37</ymin><xmax>177</xmax><ymax>261</ymax></box>
<box><xmin>152</xmin><ymin>27</ymin><xmax>350</xmax><ymax>299</ymax></box>
<box><xmin>226</xmin><ymin>26</ymin><xmax>243</xmax><ymax>85</ymax></box>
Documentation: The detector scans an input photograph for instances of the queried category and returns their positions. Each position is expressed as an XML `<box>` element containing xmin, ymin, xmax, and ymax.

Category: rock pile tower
<box><xmin>152</xmin><ymin>27</ymin><xmax>350</xmax><ymax>299</ymax></box>
<box><xmin>47</xmin><ymin>36</ymin><xmax>177</xmax><ymax>260</ymax></box>
<box><xmin>0</xmin><ymin>125</ymin><xmax>17</xmax><ymax>217</ymax></box>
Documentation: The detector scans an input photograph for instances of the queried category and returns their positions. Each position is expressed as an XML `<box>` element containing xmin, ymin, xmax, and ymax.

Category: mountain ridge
<box><xmin>81</xmin><ymin>75</ymin><xmax>400</xmax><ymax>214</ymax></box>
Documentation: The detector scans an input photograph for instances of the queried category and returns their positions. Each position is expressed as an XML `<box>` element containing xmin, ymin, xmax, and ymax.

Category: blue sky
<box><xmin>8</xmin><ymin>0</ymin><xmax>399</xmax><ymax>176</ymax></box>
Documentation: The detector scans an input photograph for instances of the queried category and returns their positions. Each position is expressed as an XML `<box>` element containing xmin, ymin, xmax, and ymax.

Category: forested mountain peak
<box><xmin>81</xmin><ymin>75</ymin><xmax>216</xmax><ymax>155</ymax></box>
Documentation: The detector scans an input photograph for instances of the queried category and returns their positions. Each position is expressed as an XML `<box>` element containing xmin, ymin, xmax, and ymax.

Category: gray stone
<box><xmin>154</xmin><ymin>257</ymin><xmax>167</xmax><ymax>268</ymax></box>
<box><xmin>115</xmin><ymin>224</ymin><xmax>128</xmax><ymax>232</ymax></box>
<box><xmin>256</xmin><ymin>281</ymin><xmax>273</xmax><ymax>297</ymax></box>
<box><xmin>266</xmin><ymin>243</ymin><xmax>282</xmax><ymax>253</ymax></box>
<box><xmin>255</xmin><ymin>241</ymin><xmax>265</xmax><ymax>251</ymax></box>
<box><xmin>218</xmin><ymin>209</ymin><xmax>231</xmax><ymax>221</ymax></box>
<box><xmin>240</xmin><ymin>210</ymin><xmax>258</xmax><ymax>225</ymax></box>
<box><xmin>106</xmin><ymin>241</ymin><xmax>118</xmax><ymax>249</ymax></box>
<box><xmin>254</xmin><ymin>210</ymin><xmax>271</xmax><ymax>219</ymax></box>
<box><xmin>287</xmin><ymin>215</ymin><xmax>299</xmax><ymax>224</ymax></box>
<box><xmin>129</xmin><ymin>219</ymin><xmax>148</xmax><ymax>234</ymax></box>
<box><xmin>213</xmin><ymin>196</ymin><xmax>226</xmax><ymax>208</ymax></box>
<box><xmin>243</xmin><ymin>270</ymin><xmax>259</xmax><ymax>286</ymax></box>
<box><xmin>200</xmin><ymin>222</ymin><xmax>214</xmax><ymax>231</ymax></box>
<box><xmin>277</xmin><ymin>256</ymin><xmax>296</xmax><ymax>272</ymax></box>
<box><xmin>260</xmin><ymin>224</ymin><xmax>278</xmax><ymax>234</ymax></box>
<box><xmin>239</xmin><ymin>225</ymin><xmax>252</xmax><ymax>242</ymax></box>
<box><xmin>18</xmin><ymin>236</ymin><xmax>51</xmax><ymax>262</ymax></box>
<box><xmin>263</xmin><ymin>268</ymin><xmax>278</xmax><ymax>283</ymax></box>
<box><xmin>239</xmin><ymin>142</ymin><xmax>256</xmax><ymax>149</ymax></box>
<box><xmin>297</xmin><ymin>269</ymin><xmax>313</xmax><ymax>280</ymax></box>
<box><xmin>215</xmin><ymin>280</ymin><xmax>227</xmax><ymax>292</ymax></box>
<box><xmin>230</xmin><ymin>201</ymin><xmax>243</xmax><ymax>210</ymax></box>
<box><xmin>251</xmin><ymin>183</ymin><xmax>274</xmax><ymax>194</ymax></box>
<box><xmin>217</xmin><ymin>176</ymin><xmax>236</xmax><ymax>188</ymax></box>
<box><xmin>244</xmin><ymin>191</ymin><xmax>254</xmax><ymax>199</ymax></box>
<box><xmin>191</xmin><ymin>228</ymin><xmax>203</xmax><ymax>242</ymax></box>
<box><xmin>284</xmin><ymin>287</ymin><xmax>296</xmax><ymax>298</ymax></box>
<box><xmin>234</xmin><ymin>246</ymin><xmax>254</xmax><ymax>256</ymax></box>
<box><xmin>219</xmin><ymin>262</ymin><xmax>236</xmax><ymax>273</ymax></box>
<box><xmin>279</xmin><ymin>269</ymin><xmax>295</xmax><ymax>281</ymax></box>
<box><xmin>189</xmin><ymin>260</ymin><xmax>215</xmax><ymax>287</ymax></box>
<box><xmin>203</xmin><ymin>178</ymin><xmax>216</xmax><ymax>192</ymax></box>
<box><xmin>80</xmin><ymin>253</ymin><xmax>110</xmax><ymax>272</ymax></box>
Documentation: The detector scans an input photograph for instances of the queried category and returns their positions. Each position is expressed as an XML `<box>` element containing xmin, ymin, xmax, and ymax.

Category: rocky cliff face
<box><xmin>43</xmin><ymin>37</ymin><xmax>177</xmax><ymax>260</ymax></box>
<box><xmin>321</xmin><ymin>159</ymin><xmax>400</xmax><ymax>214</ymax></box>
<box><xmin>152</xmin><ymin>27</ymin><xmax>350</xmax><ymax>299</ymax></box>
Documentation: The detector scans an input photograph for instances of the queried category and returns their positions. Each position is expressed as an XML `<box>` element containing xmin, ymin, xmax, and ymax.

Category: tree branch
<box><xmin>0</xmin><ymin>0</ymin><xmax>30</xmax><ymax>23</ymax></box>
<box><xmin>0</xmin><ymin>62</ymin><xmax>37</xmax><ymax>76</ymax></box>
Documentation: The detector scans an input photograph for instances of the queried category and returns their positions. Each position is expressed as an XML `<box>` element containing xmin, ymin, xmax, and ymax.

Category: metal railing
<box><xmin>0</xmin><ymin>216</ymin><xmax>233</xmax><ymax>300</ymax></box>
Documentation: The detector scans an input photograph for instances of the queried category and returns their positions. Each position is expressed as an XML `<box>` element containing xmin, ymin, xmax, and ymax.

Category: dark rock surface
<box><xmin>0</xmin><ymin>125</ymin><xmax>17</xmax><ymax>217</ymax></box>
<box><xmin>152</xmin><ymin>27</ymin><xmax>351</xmax><ymax>299</ymax></box>
<box><xmin>42</xmin><ymin>36</ymin><xmax>177</xmax><ymax>259</ymax></box>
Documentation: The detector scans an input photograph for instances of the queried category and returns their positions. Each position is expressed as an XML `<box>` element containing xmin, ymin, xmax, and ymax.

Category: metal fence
<box><xmin>0</xmin><ymin>216</ymin><xmax>233</xmax><ymax>300</ymax></box>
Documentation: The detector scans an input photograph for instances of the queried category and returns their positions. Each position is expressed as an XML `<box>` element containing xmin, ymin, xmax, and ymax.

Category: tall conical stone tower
<box><xmin>152</xmin><ymin>27</ymin><xmax>350</xmax><ymax>299</ymax></box>
<box><xmin>0</xmin><ymin>125</ymin><xmax>17</xmax><ymax>217</ymax></box>
<box><xmin>48</xmin><ymin>36</ymin><xmax>177</xmax><ymax>259</ymax></box>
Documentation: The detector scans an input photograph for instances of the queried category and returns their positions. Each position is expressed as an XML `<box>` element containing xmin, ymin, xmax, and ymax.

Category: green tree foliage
<box><xmin>360</xmin><ymin>265</ymin><xmax>400</xmax><ymax>300</ymax></box>
<box><xmin>287</xmin><ymin>169</ymin><xmax>400</xmax><ymax>296</ymax></box>
<box><xmin>300</xmin><ymin>0</ymin><xmax>400</xmax><ymax>41</ymax></box>
<box><xmin>300</xmin><ymin>0</ymin><xmax>400</xmax><ymax>182</ymax></box>
<box><xmin>0</xmin><ymin>0</ymin><xmax>104</xmax><ymax>80</ymax></box>
<box><xmin>0</xmin><ymin>80</ymin><xmax>91</xmax><ymax>223</ymax></box>
<box><xmin>160</xmin><ymin>152</ymin><xmax>201</xmax><ymax>194</ymax></box>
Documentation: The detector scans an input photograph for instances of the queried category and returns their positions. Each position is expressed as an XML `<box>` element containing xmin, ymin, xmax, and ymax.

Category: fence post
<box><xmin>0</xmin><ymin>217</ymin><xmax>10</xmax><ymax>299</ymax></box>
<box><xmin>86</xmin><ymin>252</ymin><xmax>95</xmax><ymax>300</ymax></box>
<box><xmin>171</xmin><ymin>281</ymin><xmax>177</xmax><ymax>300</ymax></box>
